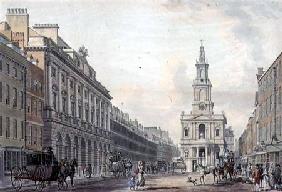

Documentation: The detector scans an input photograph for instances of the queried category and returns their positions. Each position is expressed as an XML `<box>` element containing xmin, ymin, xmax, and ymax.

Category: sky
<box><xmin>1</xmin><ymin>0</ymin><xmax>282</xmax><ymax>144</ymax></box>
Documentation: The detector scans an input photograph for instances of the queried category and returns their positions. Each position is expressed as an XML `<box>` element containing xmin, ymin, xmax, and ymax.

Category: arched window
<box><xmin>199</xmin><ymin>124</ymin><xmax>205</xmax><ymax>139</ymax></box>
<box><xmin>216</xmin><ymin>128</ymin><xmax>220</xmax><ymax>136</ymax></box>
<box><xmin>184</xmin><ymin>129</ymin><xmax>188</xmax><ymax>137</ymax></box>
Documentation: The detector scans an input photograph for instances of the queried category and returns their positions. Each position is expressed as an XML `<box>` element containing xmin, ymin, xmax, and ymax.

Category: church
<box><xmin>180</xmin><ymin>42</ymin><xmax>227</xmax><ymax>172</ymax></box>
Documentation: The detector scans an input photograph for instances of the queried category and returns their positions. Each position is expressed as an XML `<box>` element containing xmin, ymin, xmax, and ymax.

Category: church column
<box><xmin>196</xmin><ymin>147</ymin><xmax>199</xmax><ymax>163</ymax></box>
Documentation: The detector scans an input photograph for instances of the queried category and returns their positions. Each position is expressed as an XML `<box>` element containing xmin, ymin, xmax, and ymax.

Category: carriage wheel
<box><xmin>11</xmin><ymin>167</ymin><xmax>22</xmax><ymax>191</ymax></box>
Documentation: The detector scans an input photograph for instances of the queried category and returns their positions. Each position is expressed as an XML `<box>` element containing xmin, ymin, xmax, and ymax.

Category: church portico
<box><xmin>180</xmin><ymin>42</ymin><xmax>227</xmax><ymax>172</ymax></box>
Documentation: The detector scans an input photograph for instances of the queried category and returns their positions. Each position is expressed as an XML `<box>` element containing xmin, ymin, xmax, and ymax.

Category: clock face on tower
<box><xmin>199</xmin><ymin>102</ymin><xmax>206</xmax><ymax>110</ymax></box>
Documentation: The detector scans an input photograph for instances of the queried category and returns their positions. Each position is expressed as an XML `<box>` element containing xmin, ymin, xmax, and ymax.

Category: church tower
<box><xmin>192</xmin><ymin>41</ymin><xmax>214</xmax><ymax>114</ymax></box>
<box><xmin>180</xmin><ymin>41</ymin><xmax>227</xmax><ymax>172</ymax></box>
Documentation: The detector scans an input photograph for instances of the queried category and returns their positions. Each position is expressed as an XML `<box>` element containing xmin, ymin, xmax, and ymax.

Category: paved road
<box><xmin>3</xmin><ymin>173</ymin><xmax>253</xmax><ymax>192</ymax></box>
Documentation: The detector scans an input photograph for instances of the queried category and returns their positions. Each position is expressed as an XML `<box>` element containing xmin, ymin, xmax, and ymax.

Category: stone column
<box><xmin>211</xmin><ymin>147</ymin><xmax>214</xmax><ymax>166</ymax></box>
<box><xmin>205</xmin><ymin>146</ymin><xmax>208</xmax><ymax>166</ymax></box>
<box><xmin>107</xmin><ymin>104</ymin><xmax>111</xmax><ymax>131</ymax></box>
<box><xmin>97</xmin><ymin>147</ymin><xmax>101</xmax><ymax>175</ymax></box>
<box><xmin>0</xmin><ymin>148</ymin><xmax>4</xmax><ymax>183</ymax></box>
<box><xmin>82</xmin><ymin>86</ymin><xmax>85</xmax><ymax>121</ymax></box>
<box><xmin>94</xmin><ymin>95</ymin><xmax>97</xmax><ymax>126</ymax></box>
<box><xmin>75</xmin><ymin>82</ymin><xmax>79</xmax><ymax>118</ymax></box>
<box><xmin>58</xmin><ymin>69</ymin><xmax>62</xmax><ymax>112</ymax></box>
<box><xmin>67</xmin><ymin>76</ymin><xmax>71</xmax><ymax>115</ymax></box>
<box><xmin>196</xmin><ymin>147</ymin><xmax>199</xmax><ymax>163</ymax></box>
<box><xmin>88</xmin><ymin>93</ymin><xmax>92</xmax><ymax>123</ymax></box>
<box><xmin>47</xmin><ymin>64</ymin><xmax>53</xmax><ymax>107</ymax></box>
<box><xmin>99</xmin><ymin>99</ymin><xmax>102</xmax><ymax>128</ymax></box>
<box><xmin>104</xmin><ymin>104</ymin><xmax>107</xmax><ymax>130</ymax></box>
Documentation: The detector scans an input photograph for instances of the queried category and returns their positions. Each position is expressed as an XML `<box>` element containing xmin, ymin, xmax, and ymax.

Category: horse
<box><xmin>110</xmin><ymin>161</ymin><xmax>125</xmax><ymax>177</ymax></box>
<box><xmin>58</xmin><ymin>159</ymin><xmax>77</xmax><ymax>187</ymax></box>
<box><xmin>195</xmin><ymin>164</ymin><xmax>207</xmax><ymax>185</ymax></box>
<box><xmin>124</xmin><ymin>160</ymin><xmax>133</xmax><ymax>177</ymax></box>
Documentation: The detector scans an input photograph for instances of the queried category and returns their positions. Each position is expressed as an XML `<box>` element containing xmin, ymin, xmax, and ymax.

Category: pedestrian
<box><xmin>87</xmin><ymin>164</ymin><xmax>92</xmax><ymax>178</ymax></box>
<box><xmin>262</xmin><ymin>163</ymin><xmax>270</xmax><ymax>191</ymax></box>
<box><xmin>274</xmin><ymin>164</ymin><xmax>281</xmax><ymax>190</ymax></box>
<box><xmin>252</xmin><ymin>164</ymin><xmax>262</xmax><ymax>192</ymax></box>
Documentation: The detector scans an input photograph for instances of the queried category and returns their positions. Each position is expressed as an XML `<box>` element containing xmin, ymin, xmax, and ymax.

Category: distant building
<box><xmin>110</xmin><ymin>106</ymin><xmax>157</xmax><ymax>165</ymax></box>
<box><xmin>224</xmin><ymin>126</ymin><xmax>234</xmax><ymax>152</ymax></box>
<box><xmin>180</xmin><ymin>43</ymin><xmax>227</xmax><ymax>172</ymax></box>
<box><xmin>144</xmin><ymin>126</ymin><xmax>178</xmax><ymax>172</ymax></box>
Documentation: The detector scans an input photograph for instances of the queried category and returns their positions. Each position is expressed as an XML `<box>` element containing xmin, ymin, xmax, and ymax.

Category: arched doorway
<box><xmin>199</xmin><ymin>124</ymin><xmax>205</xmax><ymax>139</ymax></box>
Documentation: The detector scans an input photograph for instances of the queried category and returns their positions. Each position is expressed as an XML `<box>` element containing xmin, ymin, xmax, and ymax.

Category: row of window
<box><xmin>0</xmin><ymin>116</ymin><xmax>24</xmax><ymax>139</ymax></box>
<box><xmin>27</xmin><ymin>77</ymin><xmax>43</xmax><ymax>94</ymax></box>
<box><xmin>0</xmin><ymin>82</ymin><xmax>24</xmax><ymax>109</ymax></box>
<box><xmin>259</xmin><ymin>88</ymin><xmax>282</xmax><ymax>118</ymax></box>
<box><xmin>183</xmin><ymin>149</ymin><xmax>220</xmax><ymax>159</ymax></box>
<box><xmin>52</xmin><ymin>92</ymin><xmax>108</xmax><ymax>126</ymax></box>
<box><xmin>0</xmin><ymin>57</ymin><xmax>24</xmax><ymax>81</ymax></box>
<box><xmin>26</xmin><ymin>125</ymin><xmax>41</xmax><ymax>146</ymax></box>
<box><xmin>259</xmin><ymin>115</ymin><xmax>282</xmax><ymax>142</ymax></box>
<box><xmin>4</xmin><ymin>151</ymin><xmax>26</xmax><ymax>171</ymax></box>
<box><xmin>26</xmin><ymin>96</ymin><xmax>43</xmax><ymax>116</ymax></box>
<box><xmin>183</xmin><ymin>128</ymin><xmax>220</xmax><ymax>138</ymax></box>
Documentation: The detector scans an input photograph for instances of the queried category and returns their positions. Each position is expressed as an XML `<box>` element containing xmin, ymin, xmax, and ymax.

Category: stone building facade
<box><xmin>0</xmin><ymin>33</ymin><xmax>28</xmax><ymax>175</ymax></box>
<box><xmin>180</xmin><ymin>43</ymin><xmax>227</xmax><ymax>172</ymax></box>
<box><xmin>1</xmin><ymin>8</ymin><xmax>112</xmax><ymax>176</ymax></box>
<box><xmin>111</xmin><ymin>106</ymin><xmax>157</xmax><ymax>165</ymax></box>
<box><xmin>25</xmin><ymin>60</ymin><xmax>44</xmax><ymax>152</ymax></box>
<box><xmin>224</xmin><ymin>126</ymin><xmax>235</xmax><ymax>152</ymax></box>
<box><xmin>239</xmin><ymin>52</ymin><xmax>282</xmax><ymax>165</ymax></box>
<box><xmin>144</xmin><ymin>126</ymin><xmax>178</xmax><ymax>171</ymax></box>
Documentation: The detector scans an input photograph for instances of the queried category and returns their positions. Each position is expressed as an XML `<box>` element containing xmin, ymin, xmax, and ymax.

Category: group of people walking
<box><xmin>241</xmin><ymin>162</ymin><xmax>282</xmax><ymax>191</ymax></box>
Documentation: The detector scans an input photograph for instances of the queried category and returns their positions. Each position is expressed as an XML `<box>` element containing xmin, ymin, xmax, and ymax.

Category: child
<box><xmin>128</xmin><ymin>175</ymin><xmax>136</xmax><ymax>191</ymax></box>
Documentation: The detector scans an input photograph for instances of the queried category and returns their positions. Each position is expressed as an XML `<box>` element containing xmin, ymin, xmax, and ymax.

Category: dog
<box><xmin>187</xmin><ymin>176</ymin><xmax>197</xmax><ymax>186</ymax></box>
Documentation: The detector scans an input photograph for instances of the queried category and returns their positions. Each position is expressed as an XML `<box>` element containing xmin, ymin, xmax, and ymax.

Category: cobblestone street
<box><xmin>2</xmin><ymin>174</ymin><xmax>253</xmax><ymax>192</ymax></box>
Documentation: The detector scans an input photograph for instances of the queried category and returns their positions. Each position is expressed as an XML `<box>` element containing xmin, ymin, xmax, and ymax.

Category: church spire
<box><xmin>199</xmin><ymin>40</ymin><xmax>205</xmax><ymax>64</ymax></box>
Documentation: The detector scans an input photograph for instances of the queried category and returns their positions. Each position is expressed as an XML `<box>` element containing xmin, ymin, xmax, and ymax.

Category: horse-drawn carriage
<box><xmin>108</xmin><ymin>152</ymin><xmax>133</xmax><ymax>177</ymax></box>
<box><xmin>10</xmin><ymin>149</ymin><xmax>71</xmax><ymax>191</ymax></box>
<box><xmin>172</xmin><ymin>157</ymin><xmax>186</xmax><ymax>174</ymax></box>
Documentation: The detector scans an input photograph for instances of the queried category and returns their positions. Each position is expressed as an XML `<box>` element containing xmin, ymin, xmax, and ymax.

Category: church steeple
<box><xmin>199</xmin><ymin>40</ymin><xmax>206</xmax><ymax>64</ymax></box>
<box><xmin>192</xmin><ymin>41</ymin><xmax>214</xmax><ymax>114</ymax></box>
